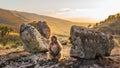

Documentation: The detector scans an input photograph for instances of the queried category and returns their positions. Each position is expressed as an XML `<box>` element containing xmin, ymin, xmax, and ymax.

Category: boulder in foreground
<box><xmin>70</xmin><ymin>26</ymin><xmax>114</xmax><ymax>59</ymax></box>
<box><xmin>20</xmin><ymin>23</ymin><xmax>49</xmax><ymax>53</ymax></box>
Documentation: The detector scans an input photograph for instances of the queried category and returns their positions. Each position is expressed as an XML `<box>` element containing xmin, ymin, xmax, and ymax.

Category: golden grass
<box><xmin>113</xmin><ymin>39</ymin><xmax>120</xmax><ymax>46</ymax></box>
<box><xmin>49</xmin><ymin>22</ymin><xmax>94</xmax><ymax>36</ymax></box>
<box><xmin>9</xmin><ymin>32</ymin><xmax>19</xmax><ymax>36</ymax></box>
<box><xmin>73</xmin><ymin>22</ymin><xmax>95</xmax><ymax>27</ymax></box>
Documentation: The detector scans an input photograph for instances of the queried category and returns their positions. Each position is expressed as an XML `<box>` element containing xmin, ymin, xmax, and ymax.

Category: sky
<box><xmin>0</xmin><ymin>0</ymin><xmax>120</xmax><ymax>22</ymax></box>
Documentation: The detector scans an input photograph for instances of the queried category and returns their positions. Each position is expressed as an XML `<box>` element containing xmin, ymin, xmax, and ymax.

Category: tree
<box><xmin>0</xmin><ymin>26</ymin><xmax>13</xmax><ymax>37</ymax></box>
<box><xmin>95</xmin><ymin>23</ymin><xmax>98</xmax><ymax>27</ymax></box>
<box><xmin>0</xmin><ymin>25</ymin><xmax>13</xmax><ymax>48</ymax></box>
<box><xmin>88</xmin><ymin>24</ymin><xmax>92</xmax><ymax>28</ymax></box>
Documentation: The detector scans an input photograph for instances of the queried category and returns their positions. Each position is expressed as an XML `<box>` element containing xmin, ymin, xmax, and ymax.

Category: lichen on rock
<box><xmin>70</xmin><ymin>25</ymin><xmax>114</xmax><ymax>59</ymax></box>
<box><xmin>20</xmin><ymin>23</ymin><xmax>49</xmax><ymax>53</ymax></box>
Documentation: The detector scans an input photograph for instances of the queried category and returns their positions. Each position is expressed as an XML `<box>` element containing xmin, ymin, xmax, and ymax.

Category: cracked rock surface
<box><xmin>0</xmin><ymin>46</ymin><xmax>120</xmax><ymax>68</ymax></box>
<box><xmin>70</xmin><ymin>26</ymin><xmax>114</xmax><ymax>59</ymax></box>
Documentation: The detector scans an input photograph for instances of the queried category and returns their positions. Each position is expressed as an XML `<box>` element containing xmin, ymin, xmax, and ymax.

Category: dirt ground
<box><xmin>0</xmin><ymin>45</ymin><xmax>120</xmax><ymax>68</ymax></box>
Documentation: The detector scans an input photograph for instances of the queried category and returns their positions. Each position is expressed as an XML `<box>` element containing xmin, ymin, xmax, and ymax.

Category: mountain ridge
<box><xmin>0</xmin><ymin>8</ymin><xmax>93</xmax><ymax>35</ymax></box>
<box><xmin>93</xmin><ymin>13</ymin><xmax>120</xmax><ymax>35</ymax></box>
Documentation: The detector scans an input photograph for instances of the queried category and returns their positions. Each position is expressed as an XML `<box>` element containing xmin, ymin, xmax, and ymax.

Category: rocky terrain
<box><xmin>0</xmin><ymin>24</ymin><xmax>119</xmax><ymax>68</ymax></box>
<box><xmin>0</xmin><ymin>45</ymin><xmax>120</xmax><ymax>68</ymax></box>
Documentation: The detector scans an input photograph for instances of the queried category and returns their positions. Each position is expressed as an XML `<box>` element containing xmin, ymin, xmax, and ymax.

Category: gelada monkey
<box><xmin>47</xmin><ymin>35</ymin><xmax>63</xmax><ymax>62</ymax></box>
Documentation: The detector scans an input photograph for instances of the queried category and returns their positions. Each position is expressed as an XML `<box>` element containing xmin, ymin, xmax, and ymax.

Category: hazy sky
<box><xmin>0</xmin><ymin>0</ymin><xmax>120</xmax><ymax>22</ymax></box>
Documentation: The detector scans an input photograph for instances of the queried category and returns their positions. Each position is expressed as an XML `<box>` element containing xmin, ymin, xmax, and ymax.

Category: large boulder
<box><xmin>70</xmin><ymin>26</ymin><xmax>114</xmax><ymax>59</ymax></box>
<box><xmin>20</xmin><ymin>23</ymin><xmax>49</xmax><ymax>53</ymax></box>
<box><xmin>29</xmin><ymin>21</ymin><xmax>51</xmax><ymax>39</ymax></box>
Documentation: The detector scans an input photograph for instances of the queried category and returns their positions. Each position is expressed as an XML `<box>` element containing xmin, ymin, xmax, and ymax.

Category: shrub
<box><xmin>11</xmin><ymin>44</ymin><xmax>18</xmax><ymax>48</ymax></box>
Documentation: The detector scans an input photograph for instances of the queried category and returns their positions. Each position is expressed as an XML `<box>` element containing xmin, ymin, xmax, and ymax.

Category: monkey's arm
<box><xmin>58</xmin><ymin>41</ymin><xmax>63</xmax><ymax>51</ymax></box>
<box><xmin>48</xmin><ymin>43</ymin><xmax>52</xmax><ymax>51</ymax></box>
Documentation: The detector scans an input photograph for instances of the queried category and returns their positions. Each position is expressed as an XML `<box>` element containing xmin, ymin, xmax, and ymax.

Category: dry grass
<box><xmin>0</xmin><ymin>46</ymin><xmax>24</xmax><ymax>56</ymax></box>
<box><xmin>62</xmin><ymin>45</ymin><xmax>71</xmax><ymax>58</ymax></box>
<box><xmin>0</xmin><ymin>8</ymin><xmax>94</xmax><ymax>36</ymax></box>
<box><xmin>113</xmin><ymin>38</ymin><xmax>120</xmax><ymax>46</ymax></box>
<box><xmin>49</xmin><ymin>22</ymin><xmax>94</xmax><ymax>36</ymax></box>
<box><xmin>111</xmin><ymin>47</ymin><xmax>120</xmax><ymax>55</ymax></box>
<box><xmin>9</xmin><ymin>32</ymin><xmax>19</xmax><ymax>36</ymax></box>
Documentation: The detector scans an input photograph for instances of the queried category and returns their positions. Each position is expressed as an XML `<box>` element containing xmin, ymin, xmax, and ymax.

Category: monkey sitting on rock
<box><xmin>47</xmin><ymin>35</ymin><xmax>63</xmax><ymax>62</ymax></box>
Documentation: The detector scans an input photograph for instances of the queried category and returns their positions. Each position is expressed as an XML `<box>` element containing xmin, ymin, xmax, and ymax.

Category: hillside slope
<box><xmin>93</xmin><ymin>13</ymin><xmax>120</xmax><ymax>35</ymax></box>
<box><xmin>0</xmin><ymin>8</ymin><xmax>92</xmax><ymax>35</ymax></box>
<box><xmin>0</xmin><ymin>8</ymin><xmax>29</xmax><ymax>30</ymax></box>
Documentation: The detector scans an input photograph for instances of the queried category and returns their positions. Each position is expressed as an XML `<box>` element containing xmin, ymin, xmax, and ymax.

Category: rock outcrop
<box><xmin>20</xmin><ymin>23</ymin><xmax>49</xmax><ymax>53</ymax></box>
<box><xmin>29</xmin><ymin>21</ymin><xmax>51</xmax><ymax>39</ymax></box>
<box><xmin>70</xmin><ymin>26</ymin><xmax>114</xmax><ymax>59</ymax></box>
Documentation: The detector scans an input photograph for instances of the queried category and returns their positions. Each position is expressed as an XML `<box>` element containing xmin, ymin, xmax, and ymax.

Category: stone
<box><xmin>29</xmin><ymin>21</ymin><xmax>51</xmax><ymax>39</ymax></box>
<box><xmin>60</xmin><ymin>40</ymin><xmax>67</xmax><ymax>45</ymax></box>
<box><xmin>69</xmin><ymin>25</ymin><xmax>114</xmax><ymax>59</ymax></box>
<box><xmin>20</xmin><ymin>23</ymin><xmax>49</xmax><ymax>53</ymax></box>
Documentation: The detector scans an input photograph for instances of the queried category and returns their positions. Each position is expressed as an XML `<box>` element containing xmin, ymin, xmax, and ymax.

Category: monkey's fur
<box><xmin>47</xmin><ymin>35</ymin><xmax>63</xmax><ymax>62</ymax></box>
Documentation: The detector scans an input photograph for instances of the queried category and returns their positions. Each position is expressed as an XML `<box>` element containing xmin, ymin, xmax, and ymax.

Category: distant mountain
<box><xmin>93</xmin><ymin>13</ymin><xmax>120</xmax><ymax>35</ymax></box>
<box><xmin>66</xmin><ymin>17</ymin><xmax>97</xmax><ymax>23</ymax></box>
<box><xmin>0</xmin><ymin>8</ymin><xmax>92</xmax><ymax>35</ymax></box>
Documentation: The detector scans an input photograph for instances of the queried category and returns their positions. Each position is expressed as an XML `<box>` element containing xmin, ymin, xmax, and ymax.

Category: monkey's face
<box><xmin>51</xmin><ymin>36</ymin><xmax>57</xmax><ymax>42</ymax></box>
